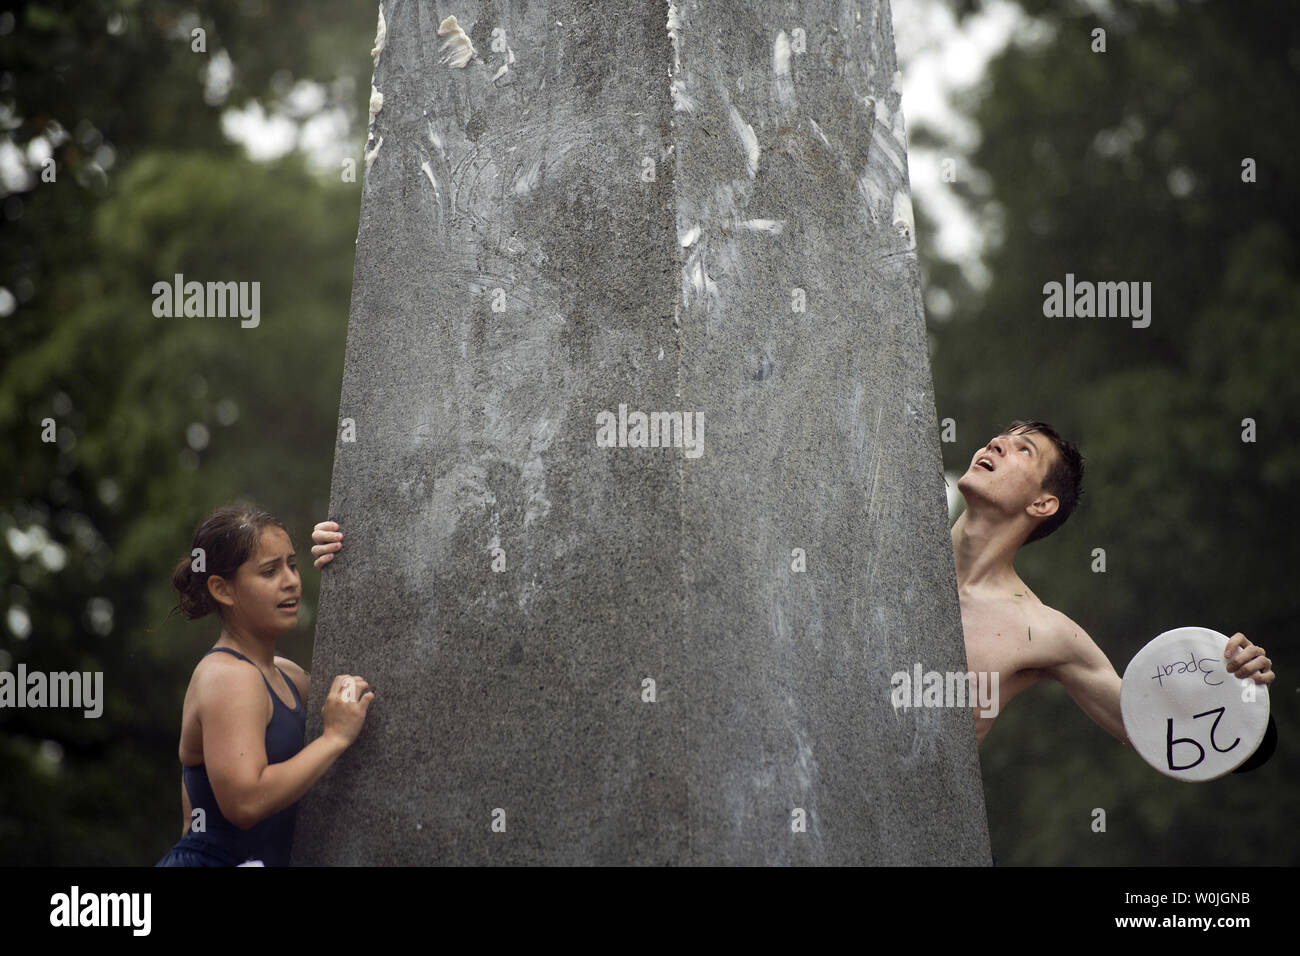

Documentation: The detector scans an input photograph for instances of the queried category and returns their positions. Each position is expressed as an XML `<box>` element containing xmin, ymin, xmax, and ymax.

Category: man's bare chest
<box><xmin>960</xmin><ymin>593</ymin><xmax>1062</xmax><ymax>686</ymax></box>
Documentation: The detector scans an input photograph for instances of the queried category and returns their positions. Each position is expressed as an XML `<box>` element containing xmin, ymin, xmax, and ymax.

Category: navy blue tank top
<box><xmin>168</xmin><ymin>647</ymin><xmax>306</xmax><ymax>866</ymax></box>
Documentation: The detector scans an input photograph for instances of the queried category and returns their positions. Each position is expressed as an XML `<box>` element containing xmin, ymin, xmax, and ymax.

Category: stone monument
<box><xmin>293</xmin><ymin>0</ymin><xmax>991</xmax><ymax>865</ymax></box>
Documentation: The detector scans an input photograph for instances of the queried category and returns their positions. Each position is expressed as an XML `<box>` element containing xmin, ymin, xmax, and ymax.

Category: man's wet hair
<box><xmin>999</xmin><ymin>420</ymin><xmax>1084</xmax><ymax>544</ymax></box>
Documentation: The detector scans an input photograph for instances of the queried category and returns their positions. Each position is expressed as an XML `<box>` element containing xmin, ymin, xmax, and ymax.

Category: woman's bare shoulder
<box><xmin>274</xmin><ymin>656</ymin><xmax>310</xmax><ymax>700</ymax></box>
<box><xmin>192</xmin><ymin>650</ymin><xmax>266</xmax><ymax>703</ymax></box>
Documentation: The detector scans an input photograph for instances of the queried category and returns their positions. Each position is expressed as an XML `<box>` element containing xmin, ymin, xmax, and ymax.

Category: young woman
<box><xmin>156</xmin><ymin>507</ymin><xmax>373</xmax><ymax>866</ymax></box>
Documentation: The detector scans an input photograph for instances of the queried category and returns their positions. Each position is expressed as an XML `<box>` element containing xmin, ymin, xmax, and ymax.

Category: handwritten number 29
<box><xmin>1165</xmin><ymin>707</ymin><xmax>1241</xmax><ymax>772</ymax></box>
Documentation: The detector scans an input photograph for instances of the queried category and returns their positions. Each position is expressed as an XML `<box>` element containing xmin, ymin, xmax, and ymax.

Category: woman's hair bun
<box><xmin>170</xmin><ymin>505</ymin><xmax>289</xmax><ymax>622</ymax></box>
<box><xmin>171</xmin><ymin>554</ymin><xmax>213</xmax><ymax>620</ymax></box>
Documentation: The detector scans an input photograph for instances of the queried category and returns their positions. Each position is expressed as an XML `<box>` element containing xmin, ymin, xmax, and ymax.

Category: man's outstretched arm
<box><xmin>1044</xmin><ymin>620</ymin><xmax>1132</xmax><ymax>747</ymax></box>
<box><xmin>1047</xmin><ymin>621</ymin><xmax>1274</xmax><ymax>750</ymax></box>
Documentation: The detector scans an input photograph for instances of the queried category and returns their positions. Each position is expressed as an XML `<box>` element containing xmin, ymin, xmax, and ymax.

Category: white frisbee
<box><xmin>1121</xmin><ymin>627</ymin><xmax>1270</xmax><ymax>781</ymax></box>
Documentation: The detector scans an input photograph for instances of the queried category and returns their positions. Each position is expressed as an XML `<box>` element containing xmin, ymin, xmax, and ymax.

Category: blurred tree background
<box><xmin>0</xmin><ymin>0</ymin><xmax>372</xmax><ymax>863</ymax></box>
<box><xmin>1</xmin><ymin>0</ymin><xmax>1295</xmax><ymax>865</ymax></box>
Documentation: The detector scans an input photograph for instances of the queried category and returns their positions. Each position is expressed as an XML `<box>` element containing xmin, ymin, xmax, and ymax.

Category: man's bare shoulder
<box><xmin>1027</xmin><ymin>605</ymin><xmax>1111</xmax><ymax>677</ymax></box>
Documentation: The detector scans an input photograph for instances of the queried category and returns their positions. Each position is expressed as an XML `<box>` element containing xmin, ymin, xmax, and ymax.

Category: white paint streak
<box><xmin>678</xmin><ymin>223</ymin><xmax>700</xmax><ymax>247</ymax></box>
<box><xmin>370</xmin><ymin>3</ymin><xmax>386</xmax><ymax>64</ymax></box>
<box><xmin>437</xmin><ymin>15</ymin><xmax>475</xmax><ymax>69</ymax></box>
<box><xmin>728</xmin><ymin>105</ymin><xmax>760</xmax><ymax>178</ymax></box>
<box><xmin>740</xmin><ymin>218</ymin><xmax>783</xmax><ymax>235</ymax></box>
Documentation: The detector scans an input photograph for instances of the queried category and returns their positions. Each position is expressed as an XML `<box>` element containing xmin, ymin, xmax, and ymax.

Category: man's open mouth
<box><xmin>975</xmin><ymin>456</ymin><xmax>995</xmax><ymax>471</ymax></box>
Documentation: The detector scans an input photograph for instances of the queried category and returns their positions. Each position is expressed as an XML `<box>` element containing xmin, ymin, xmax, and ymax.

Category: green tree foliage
<box><xmin>0</xmin><ymin>0</ymin><xmax>373</xmax><ymax>864</ymax></box>
<box><xmin>924</xmin><ymin>0</ymin><xmax>1299</xmax><ymax>863</ymax></box>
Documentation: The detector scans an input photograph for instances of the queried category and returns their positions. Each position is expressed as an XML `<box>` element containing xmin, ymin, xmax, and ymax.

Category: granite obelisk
<box><xmin>293</xmin><ymin>0</ymin><xmax>991</xmax><ymax>865</ymax></box>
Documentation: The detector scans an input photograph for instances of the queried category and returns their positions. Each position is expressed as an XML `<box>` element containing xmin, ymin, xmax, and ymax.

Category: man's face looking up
<box><xmin>958</xmin><ymin>427</ymin><xmax>1060</xmax><ymax>523</ymax></box>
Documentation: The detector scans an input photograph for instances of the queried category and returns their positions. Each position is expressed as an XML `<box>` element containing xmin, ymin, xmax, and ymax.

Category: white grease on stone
<box><xmin>892</xmin><ymin>108</ymin><xmax>908</xmax><ymax>151</ymax></box>
<box><xmin>773</xmin><ymin>30</ymin><xmax>791</xmax><ymax>74</ymax></box>
<box><xmin>679</xmin><ymin>181</ymin><xmax>782</xmax><ymax>317</ymax></box>
<box><xmin>671</xmin><ymin>27</ymin><xmax>783</xmax><ymax>319</ymax></box>
<box><xmin>687</xmin><ymin>257</ymin><xmax>718</xmax><ymax>301</ymax></box>
<box><xmin>728</xmin><ymin>105</ymin><xmax>760</xmax><ymax>178</ymax></box>
<box><xmin>370</xmin><ymin>3</ymin><xmax>386</xmax><ymax>64</ymax></box>
<box><xmin>857</xmin><ymin>169</ymin><xmax>886</xmax><ymax>224</ymax></box>
<box><xmin>514</xmin><ymin>156</ymin><xmax>543</xmax><ymax>196</ymax></box>
<box><xmin>492</xmin><ymin>45</ymin><xmax>516</xmax><ymax>82</ymax></box>
<box><xmin>773</xmin><ymin>31</ymin><xmax>796</xmax><ymax>108</ymax></box>
<box><xmin>808</xmin><ymin>118</ymin><xmax>832</xmax><ymax>150</ymax></box>
<box><xmin>892</xmin><ymin>190</ymin><xmax>916</xmax><ymax>250</ymax></box>
<box><xmin>667</xmin><ymin>2</ymin><xmax>683</xmax><ymax>72</ymax></box>
<box><xmin>368</xmin><ymin>85</ymin><xmax>384</xmax><ymax>124</ymax></box>
<box><xmin>869</xmin><ymin>106</ymin><xmax>906</xmax><ymax>176</ymax></box>
<box><xmin>788</xmin><ymin>701</ymin><xmax>822</xmax><ymax>796</ymax></box>
<box><xmin>521</xmin><ymin>417</ymin><xmax>556</xmax><ymax>530</ymax></box>
<box><xmin>364</xmin><ymin>134</ymin><xmax>383</xmax><ymax>172</ymax></box>
<box><xmin>670</xmin><ymin>79</ymin><xmax>697</xmax><ymax>113</ymax></box>
<box><xmin>872</xmin><ymin>95</ymin><xmax>890</xmax><ymax>127</ymax></box>
<box><xmin>417</xmin><ymin>152</ymin><xmax>444</xmax><ymax>222</ymax></box>
<box><xmin>437</xmin><ymin>15</ymin><xmax>475</xmax><ymax>68</ymax></box>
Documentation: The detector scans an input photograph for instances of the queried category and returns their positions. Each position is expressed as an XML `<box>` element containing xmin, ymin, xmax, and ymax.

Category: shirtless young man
<box><xmin>955</xmin><ymin>420</ymin><xmax>1276</xmax><ymax>749</ymax></box>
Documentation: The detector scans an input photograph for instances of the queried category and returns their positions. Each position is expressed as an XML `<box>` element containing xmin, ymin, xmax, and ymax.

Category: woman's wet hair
<box><xmin>170</xmin><ymin>506</ymin><xmax>289</xmax><ymax>620</ymax></box>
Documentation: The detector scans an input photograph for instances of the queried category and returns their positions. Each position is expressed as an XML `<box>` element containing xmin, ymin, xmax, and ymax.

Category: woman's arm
<box><xmin>198</xmin><ymin>662</ymin><xmax>371</xmax><ymax>830</ymax></box>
